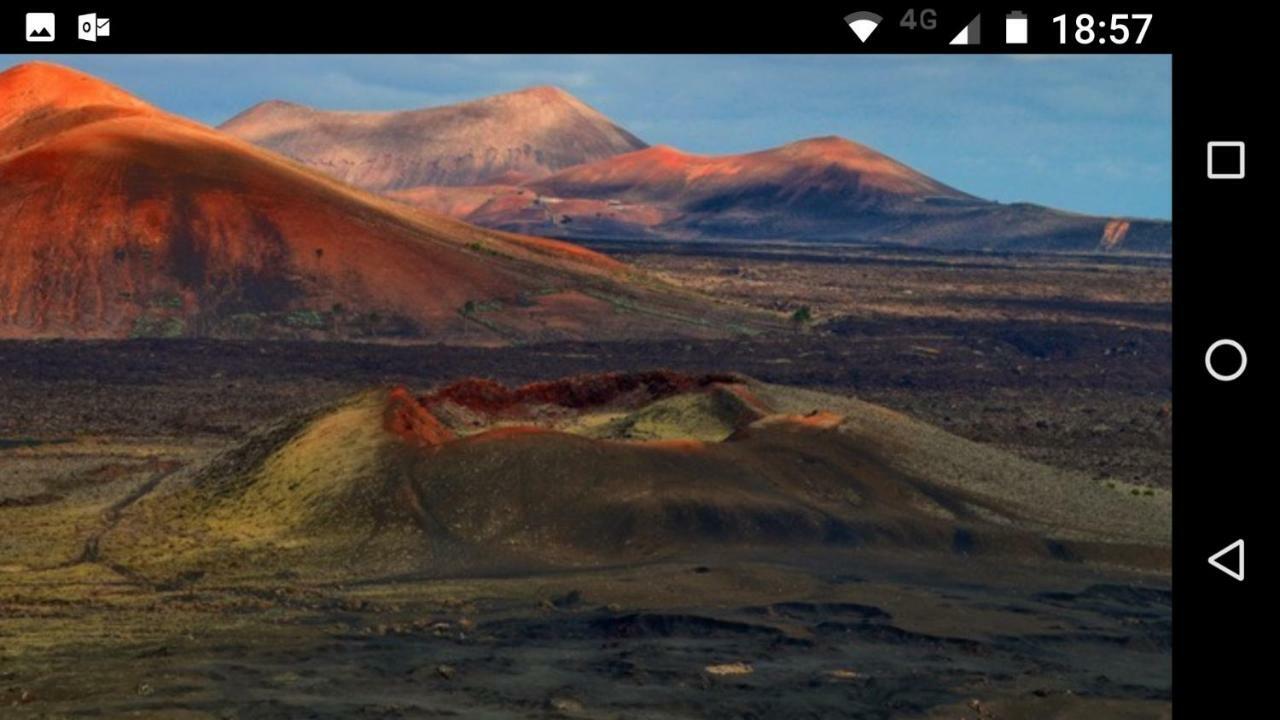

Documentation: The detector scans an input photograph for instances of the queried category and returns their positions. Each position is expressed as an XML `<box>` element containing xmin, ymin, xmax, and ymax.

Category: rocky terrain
<box><xmin>1</xmin><ymin>367</ymin><xmax>1170</xmax><ymax>719</ymax></box>
<box><xmin>0</xmin><ymin>243</ymin><xmax>1172</xmax><ymax>718</ymax></box>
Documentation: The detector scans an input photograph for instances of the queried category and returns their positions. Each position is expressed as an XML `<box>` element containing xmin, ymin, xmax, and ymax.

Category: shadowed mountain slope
<box><xmin>428</xmin><ymin>140</ymin><xmax>1172</xmax><ymax>253</ymax></box>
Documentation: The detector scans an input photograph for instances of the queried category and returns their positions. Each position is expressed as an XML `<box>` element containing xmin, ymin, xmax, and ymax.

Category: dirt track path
<box><xmin>65</xmin><ymin>465</ymin><xmax>181</xmax><ymax>580</ymax></box>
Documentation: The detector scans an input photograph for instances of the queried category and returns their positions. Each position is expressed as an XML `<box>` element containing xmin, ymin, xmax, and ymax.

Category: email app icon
<box><xmin>78</xmin><ymin>13</ymin><xmax>111</xmax><ymax>42</ymax></box>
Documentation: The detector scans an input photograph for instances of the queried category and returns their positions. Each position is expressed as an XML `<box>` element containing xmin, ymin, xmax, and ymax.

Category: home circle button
<box><xmin>1205</xmin><ymin>339</ymin><xmax>1247</xmax><ymax>382</ymax></box>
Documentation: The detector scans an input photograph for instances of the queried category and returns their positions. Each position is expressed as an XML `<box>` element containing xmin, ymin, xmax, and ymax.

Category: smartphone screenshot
<box><xmin>0</xmin><ymin>5</ymin><xmax>1261</xmax><ymax>718</ymax></box>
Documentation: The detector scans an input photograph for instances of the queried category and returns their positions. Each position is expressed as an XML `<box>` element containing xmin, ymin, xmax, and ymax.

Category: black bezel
<box><xmin>3</xmin><ymin>4</ymin><xmax>1262</xmax><ymax>714</ymax></box>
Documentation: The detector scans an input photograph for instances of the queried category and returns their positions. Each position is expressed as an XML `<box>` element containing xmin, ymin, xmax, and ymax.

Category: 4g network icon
<box><xmin>845</xmin><ymin>9</ymin><xmax>940</xmax><ymax>43</ymax></box>
<box><xmin>79</xmin><ymin>13</ymin><xmax>111</xmax><ymax>42</ymax></box>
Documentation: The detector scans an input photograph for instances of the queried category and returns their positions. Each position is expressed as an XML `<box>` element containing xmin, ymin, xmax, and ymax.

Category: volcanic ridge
<box><xmin>102</xmin><ymin>371</ymin><xmax>1170</xmax><ymax>579</ymax></box>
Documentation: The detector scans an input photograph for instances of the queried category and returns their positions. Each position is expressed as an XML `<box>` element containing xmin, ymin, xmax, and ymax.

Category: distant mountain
<box><xmin>223</xmin><ymin>86</ymin><xmax>1170</xmax><ymax>254</ymax></box>
<box><xmin>219</xmin><ymin>86</ymin><xmax>648</xmax><ymax>190</ymax></box>
<box><xmin>533</xmin><ymin>137</ymin><xmax>974</xmax><ymax>203</ymax></box>
<box><xmin>0</xmin><ymin>63</ymin><xmax>755</xmax><ymax>341</ymax></box>
<box><xmin>398</xmin><ymin>138</ymin><xmax>1172</xmax><ymax>254</ymax></box>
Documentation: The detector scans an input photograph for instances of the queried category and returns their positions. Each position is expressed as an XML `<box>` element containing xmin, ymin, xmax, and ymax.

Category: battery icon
<box><xmin>1005</xmin><ymin>11</ymin><xmax>1029</xmax><ymax>44</ymax></box>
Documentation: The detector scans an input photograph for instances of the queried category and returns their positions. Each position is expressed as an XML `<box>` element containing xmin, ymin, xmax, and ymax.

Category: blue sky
<box><xmin>1</xmin><ymin>54</ymin><xmax>1171</xmax><ymax>219</ymax></box>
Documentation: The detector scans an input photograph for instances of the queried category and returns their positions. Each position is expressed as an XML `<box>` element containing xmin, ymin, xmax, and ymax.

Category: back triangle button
<box><xmin>1208</xmin><ymin>539</ymin><xmax>1245</xmax><ymax>581</ymax></box>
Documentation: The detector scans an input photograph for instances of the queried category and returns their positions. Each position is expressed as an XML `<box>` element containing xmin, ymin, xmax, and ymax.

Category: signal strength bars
<box><xmin>949</xmin><ymin>14</ymin><xmax>981</xmax><ymax>45</ymax></box>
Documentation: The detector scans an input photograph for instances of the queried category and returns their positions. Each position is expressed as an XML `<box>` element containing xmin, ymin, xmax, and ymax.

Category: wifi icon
<box><xmin>844</xmin><ymin>11</ymin><xmax>883</xmax><ymax>43</ymax></box>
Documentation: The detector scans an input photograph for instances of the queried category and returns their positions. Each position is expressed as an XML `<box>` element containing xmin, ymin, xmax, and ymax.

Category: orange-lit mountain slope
<box><xmin>0</xmin><ymin>63</ymin><xmax>753</xmax><ymax>341</ymax></box>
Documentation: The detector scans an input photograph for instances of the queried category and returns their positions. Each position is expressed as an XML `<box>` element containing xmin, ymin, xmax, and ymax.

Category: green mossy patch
<box><xmin>130</xmin><ymin>315</ymin><xmax>186</xmax><ymax>338</ymax></box>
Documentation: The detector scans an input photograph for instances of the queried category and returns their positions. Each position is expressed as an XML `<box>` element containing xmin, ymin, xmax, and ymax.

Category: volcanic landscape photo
<box><xmin>0</xmin><ymin>56</ymin><xmax>1172</xmax><ymax>718</ymax></box>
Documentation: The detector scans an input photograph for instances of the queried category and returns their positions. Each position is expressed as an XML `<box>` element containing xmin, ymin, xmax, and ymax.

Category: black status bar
<box><xmin>3</xmin><ymin>5</ymin><xmax>1173</xmax><ymax>53</ymax></box>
